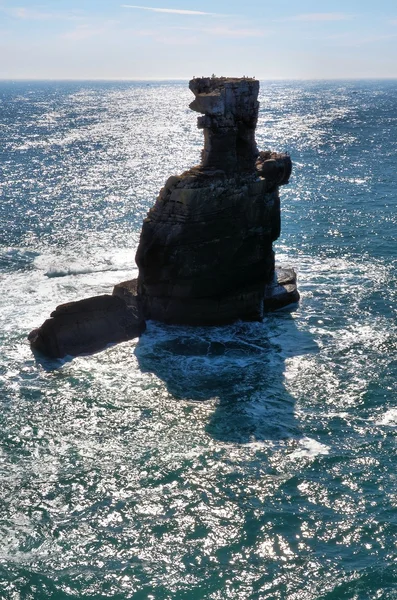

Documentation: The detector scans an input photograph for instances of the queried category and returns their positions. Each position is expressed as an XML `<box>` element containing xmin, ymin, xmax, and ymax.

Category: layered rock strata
<box><xmin>29</xmin><ymin>76</ymin><xmax>299</xmax><ymax>358</ymax></box>
<box><xmin>189</xmin><ymin>77</ymin><xmax>259</xmax><ymax>173</ymax></box>
<box><xmin>135</xmin><ymin>77</ymin><xmax>298</xmax><ymax>324</ymax></box>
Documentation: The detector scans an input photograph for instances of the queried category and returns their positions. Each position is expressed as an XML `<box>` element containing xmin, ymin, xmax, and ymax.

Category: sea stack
<box><xmin>135</xmin><ymin>76</ymin><xmax>298</xmax><ymax>324</ymax></box>
<box><xmin>29</xmin><ymin>76</ymin><xmax>299</xmax><ymax>358</ymax></box>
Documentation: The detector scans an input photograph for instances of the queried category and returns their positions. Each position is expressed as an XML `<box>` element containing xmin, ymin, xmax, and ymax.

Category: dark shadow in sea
<box><xmin>134</xmin><ymin>308</ymin><xmax>318</xmax><ymax>444</ymax></box>
<box><xmin>31</xmin><ymin>342</ymin><xmax>117</xmax><ymax>372</ymax></box>
<box><xmin>31</xmin><ymin>349</ymin><xmax>75</xmax><ymax>372</ymax></box>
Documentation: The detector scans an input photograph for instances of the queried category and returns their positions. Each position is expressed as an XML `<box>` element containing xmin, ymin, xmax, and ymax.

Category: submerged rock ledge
<box><xmin>29</xmin><ymin>77</ymin><xmax>299</xmax><ymax>359</ymax></box>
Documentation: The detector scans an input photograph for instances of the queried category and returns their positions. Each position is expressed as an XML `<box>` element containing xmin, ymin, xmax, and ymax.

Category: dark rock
<box><xmin>113</xmin><ymin>278</ymin><xmax>139</xmax><ymax>304</ymax></box>
<box><xmin>29</xmin><ymin>294</ymin><xmax>145</xmax><ymax>359</ymax></box>
<box><xmin>264</xmin><ymin>267</ymin><xmax>300</xmax><ymax>311</ymax></box>
<box><xmin>189</xmin><ymin>77</ymin><xmax>259</xmax><ymax>174</ymax></box>
<box><xmin>135</xmin><ymin>76</ymin><xmax>298</xmax><ymax>324</ymax></box>
<box><xmin>256</xmin><ymin>151</ymin><xmax>292</xmax><ymax>187</ymax></box>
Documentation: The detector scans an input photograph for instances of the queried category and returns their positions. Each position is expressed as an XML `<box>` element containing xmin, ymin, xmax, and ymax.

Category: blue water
<box><xmin>0</xmin><ymin>80</ymin><xmax>396</xmax><ymax>599</ymax></box>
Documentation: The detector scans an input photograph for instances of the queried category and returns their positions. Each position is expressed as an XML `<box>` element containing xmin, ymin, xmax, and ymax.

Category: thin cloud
<box><xmin>290</xmin><ymin>13</ymin><xmax>351</xmax><ymax>22</ymax></box>
<box><xmin>3</xmin><ymin>6</ymin><xmax>82</xmax><ymax>21</ymax></box>
<box><xmin>121</xmin><ymin>5</ymin><xmax>222</xmax><ymax>16</ymax></box>
<box><xmin>174</xmin><ymin>25</ymin><xmax>269</xmax><ymax>38</ymax></box>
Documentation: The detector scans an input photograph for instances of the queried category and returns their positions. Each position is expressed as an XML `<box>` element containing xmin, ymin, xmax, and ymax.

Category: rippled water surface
<box><xmin>0</xmin><ymin>80</ymin><xmax>396</xmax><ymax>599</ymax></box>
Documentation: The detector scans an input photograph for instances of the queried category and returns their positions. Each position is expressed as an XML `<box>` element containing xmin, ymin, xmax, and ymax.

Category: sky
<box><xmin>1</xmin><ymin>0</ymin><xmax>397</xmax><ymax>79</ymax></box>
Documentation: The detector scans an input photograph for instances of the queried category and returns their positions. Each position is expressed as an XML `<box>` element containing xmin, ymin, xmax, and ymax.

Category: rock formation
<box><xmin>29</xmin><ymin>76</ymin><xmax>299</xmax><ymax>358</ymax></box>
<box><xmin>135</xmin><ymin>76</ymin><xmax>298</xmax><ymax>324</ymax></box>
<box><xmin>28</xmin><ymin>293</ymin><xmax>145</xmax><ymax>359</ymax></box>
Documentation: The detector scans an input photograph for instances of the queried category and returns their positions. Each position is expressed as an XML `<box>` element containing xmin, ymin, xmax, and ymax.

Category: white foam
<box><xmin>33</xmin><ymin>247</ymin><xmax>137</xmax><ymax>280</ymax></box>
<box><xmin>376</xmin><ymin>409</ymin><xmax>397</xmax><ymax>426</ymax></box>
<box><xmin>290</xmin><ymin>437</ymin><xmax>330</xmax><ymax>459</ymax></box>
<box><xmin>44</xmin><ymin>265</ymin><xmax>121</xmax><ymax>278</ymax></box>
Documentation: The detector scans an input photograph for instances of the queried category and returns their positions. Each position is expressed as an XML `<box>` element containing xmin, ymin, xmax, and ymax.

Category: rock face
<box><xmin>135</xmin><ymin>77</ymin><xmax>298</xmax><ymax>324</ymax></box>
<box><xmin>28</xmin><ymin>294</ymin><xmax>145</xmax><ymax>359</ymax></box>
<box><xmin>29</xmin><ymin>76</ymin><xmax>299</xmax><ymax>358</ymax></box>
<box><xmin>189</xmin><ymin>77</ymin><xmax>259</xmax><ymax>174</ymax></box>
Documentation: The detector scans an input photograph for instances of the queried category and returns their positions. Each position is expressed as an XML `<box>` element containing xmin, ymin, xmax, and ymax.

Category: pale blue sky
<box><xmin>1</xmin><ymin>0</ymin><xmax>397</xmax><ymax>79</ymax></box>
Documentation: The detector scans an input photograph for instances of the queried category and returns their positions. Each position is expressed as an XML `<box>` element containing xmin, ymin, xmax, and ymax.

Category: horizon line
<box><xmin>2</xmin><ymin>76</ymin><xmax>397</xmax><ymax>82</ymax></box>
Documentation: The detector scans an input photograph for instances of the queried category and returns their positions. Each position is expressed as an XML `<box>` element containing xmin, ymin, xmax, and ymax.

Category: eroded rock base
<box><xmin>28</xmin><ymin>293</ymin><xmax>145</xmax><ymax>359</ymax></box>
<box><xmin>28</xmin><ymin>268</ymin><xmax>298</xmax><ymax>358</ymax></box>
<box><xmin>117</xmin><ymin>268</ymin><xmax>299</xmax><ymax>326</ymax></box>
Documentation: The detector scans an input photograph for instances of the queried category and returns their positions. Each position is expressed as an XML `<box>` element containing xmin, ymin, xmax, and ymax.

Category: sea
<box><xmin>0</xmin><ymin>80</ymin><xmax>396</xmax><ymax>599</ymax></box>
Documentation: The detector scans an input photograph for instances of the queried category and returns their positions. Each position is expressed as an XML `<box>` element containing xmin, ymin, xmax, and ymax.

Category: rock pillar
<box><xmin>189</xmin><ymin>77</ymin><xmax>259</xmax><ymax>173</ymax></box>
<box><xmin>135</xmin><ymin>77</ymin><xmax>298</xmax><ymax>324</ymax></box>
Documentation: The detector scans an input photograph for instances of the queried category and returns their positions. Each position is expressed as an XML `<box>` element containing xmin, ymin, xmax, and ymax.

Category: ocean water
<box><xmin>0</xmin><ymin>79</ymin><xmax>396</xmax><ymax>599</ymax></box>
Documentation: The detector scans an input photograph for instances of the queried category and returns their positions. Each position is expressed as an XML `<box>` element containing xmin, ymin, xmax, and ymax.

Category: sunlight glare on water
<box><xmin>0</xmin><ymin>80</ymin><xmax>396</xmax><ymax>599</ymax></box>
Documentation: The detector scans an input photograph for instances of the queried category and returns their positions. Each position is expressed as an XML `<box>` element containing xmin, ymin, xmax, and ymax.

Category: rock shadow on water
<box><xmin>134</xmin><ymin>308</ymin><xmax>318</xmax><ymax>444</ymax></box>
<box><xmin>30</xmin><ymin>348</ymin><xmax>75</xmax><ymax>372</ymax></box>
